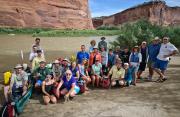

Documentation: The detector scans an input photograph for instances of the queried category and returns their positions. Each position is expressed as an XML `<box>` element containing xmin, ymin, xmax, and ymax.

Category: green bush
<box><xmin>97</xmin><ymin>26</ymin><xmax>120</xmax><ymax>30</ymax></box>
<box><xmin>110</xmin><ymin>19</ymin><xmax>180</xmax><ymax>48</ymax></box>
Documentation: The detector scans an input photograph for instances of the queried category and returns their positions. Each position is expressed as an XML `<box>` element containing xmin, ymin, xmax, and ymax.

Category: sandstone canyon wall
<box><xmin>0</xmin><ymin>0</ymin><xmax>93</xmax><ymax>29</ymax></box>
<box><xmin>93</xmin><ymin>1</ymin><xmax>180</xmax><ymax>28</ymax></box>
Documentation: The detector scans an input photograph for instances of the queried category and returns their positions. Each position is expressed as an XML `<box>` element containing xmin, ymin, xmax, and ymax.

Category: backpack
<box><xmin>4</xmin><ymin>71</ymin><xmax>12</xmax><ymax>85</ymax></box>
<box><xmin>78</xmin><ymin>80</ymin><xmax>85</xmax><ymax>93</ymax></box>
<box><xmin>100</xmin><ymin>76</ymin><xmax>110</xmax><ymax>89</ymax></box>
<box><xmin>1</xmin><ymin>103</ymin><xmax>16</xmax><ymax>117</ymax></box>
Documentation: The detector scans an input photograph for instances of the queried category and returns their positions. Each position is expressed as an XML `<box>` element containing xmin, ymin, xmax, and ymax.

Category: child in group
<box><xmin>124</xmin><ymin>63</ymin><xmax>134</xmax><ymax>87</ymax></box>
<box><xmin>129</xmin><ymin>46</ymin><xmax>142</xmax><ymax>86</ymax></box>
<box><xmin>91</xmin><ymin>58</ymin><xmax>103</xmax><ymax>88</ymax></box>
<box><xmin>108</xmin><ymin>49</ymin><xmax>116</xmax><ymax>69</ymax></box>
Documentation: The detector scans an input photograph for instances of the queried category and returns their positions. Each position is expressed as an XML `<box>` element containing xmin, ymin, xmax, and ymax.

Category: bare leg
<box><xmin>96</xmin><ymin>76</ymin><xmax>100</xmax><ymax>87</ymax></box>
<box><xmin>43</xmin><ymin>96</ymin><xmax>50</xmax><ymax>105</ymax></box>
<box><xmin>50</xmin><ymin>95</ymin><xmax>57</xmax><ymax>104</ymax></box>
<box><xmin>91</xmin><ymin>75</ymin><xmax>95</xmax><ymax>87</ymax></box>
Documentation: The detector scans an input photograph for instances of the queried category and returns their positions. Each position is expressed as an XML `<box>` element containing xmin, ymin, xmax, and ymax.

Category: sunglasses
<box><xmin>66</xmin><ymin>73</ymin><xmax>72</xmax><ymax>76</ymax></box>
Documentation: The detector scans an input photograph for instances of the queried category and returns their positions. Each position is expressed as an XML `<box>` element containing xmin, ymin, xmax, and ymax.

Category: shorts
<box><xmin>153</xmin><ymin>59</ymin><xmax>168</xmax><ymax>71</ymax></box>
<box><xmin>138</xmin><ymin>62</ymin><xmax>146</xmax><ymax>71</ymax></box>
<box><xmin>74</xmin><ymin>86</ymin><xmax>80</xmax><ymax>94</ymax></box>
<box><xmin>147</xmin><ymin>60</ymin><xmax>155</xmax><ymax>68</ymax></box>
<box><xmin>36</xmin><ymin>80</ymin><xmax>43</xmax><ymax>86</ymax></box>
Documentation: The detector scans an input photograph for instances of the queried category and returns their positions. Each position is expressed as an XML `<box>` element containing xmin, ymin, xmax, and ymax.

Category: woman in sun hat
<box><xmin>129</xmin><ymin>46</ymin><xmax>142</xmax><ymax>86</ymax></box>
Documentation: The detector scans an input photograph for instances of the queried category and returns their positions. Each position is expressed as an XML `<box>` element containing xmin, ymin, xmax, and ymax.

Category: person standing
<box><xmin>147</xmin><ymin>37</ymin><xmax>161</xmax><ymax>81</ymax></box>
<box><xmin>100</xmin><ymin>46</ymin><xmax>108</xmax><ymax>75</ymax></box>
<box><xmin>114</xmin><ymin>46</ymin><xmax>122</xmax><ymax>59</ymax></box>
<box><xmin>121</xmin><ymin>47</ymin><xmax>131</xmax><ymax>64</ymax></box>
<box><xmin>129</xmin><ymin>46</ymin><xmax>142</xmax><ymax>86</ymax></box>
<box><xmin>89</xmin><ymin>40</ymin><xmax>96</xmax><ymax>53</ymax></box>
<box><xmin>98</xmin><ymin>37</ymin><xmax>107</xmax><ymax>51</ymax></box>
<box><xmin>108</xmin><ymin>49</ymin><xmax>116</xmax><ymax>69</ymax></box>
<box><xmin>137</xmin><ymin>41</ymin><xmax>148</xmax><ymax>79</ymax></box>
<box><xmin>29</xmin><ymin>45</ymin><xmax>37</xmax><ymax>62</ymax></box>
<box><xmin>32</xmin><ymin>49</ymin><xmax>45</xmax><ymax>71</ymax></box>
<box><xmin>89</xmin><ymin>46</ymin><xmax>102</xmax><ymax>67</ymax></box>
<box><xmin>76</xmin><ymin>45</ymin><xmax>89</xmax><ymax>64</ymax></box>
<box><xmin>154</xmin><ymin>37</ymin><xmax>178</xmax><ymax>82</ymax></box>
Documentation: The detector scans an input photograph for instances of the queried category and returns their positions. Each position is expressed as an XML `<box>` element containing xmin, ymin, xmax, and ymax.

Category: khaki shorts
<box><xmin>147</xmin><ymin>60</ymin><xmax>155</xmax><ymax>68</ymax></box>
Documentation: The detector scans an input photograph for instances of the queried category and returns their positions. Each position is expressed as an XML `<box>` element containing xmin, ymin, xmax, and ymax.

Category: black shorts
<box><xmin>138</xmin><ymin>62</ymin><xmax>146</xmax><ymax>71</ymax></box>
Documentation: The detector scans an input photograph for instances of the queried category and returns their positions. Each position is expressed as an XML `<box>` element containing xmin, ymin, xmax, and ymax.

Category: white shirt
<box><xmin>29</xmin><ymin>52</ymin><xmax>37</xmax><ymax>62</ymax></box>
<box><xmin>157</xmin><ymin>42</ymin><xmax>178</xmax><ymax>61</ymax></box>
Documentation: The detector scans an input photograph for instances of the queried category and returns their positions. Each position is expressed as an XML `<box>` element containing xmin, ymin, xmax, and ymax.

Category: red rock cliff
<box><xmin>93</xmin><ymin>1</ymin><xmax>180</xmax><ymax>28</ymax></box>
<box><xmin>0</xmin><ymin>0</ymin><xmax>93</xmax><ymax>29</ymax></box>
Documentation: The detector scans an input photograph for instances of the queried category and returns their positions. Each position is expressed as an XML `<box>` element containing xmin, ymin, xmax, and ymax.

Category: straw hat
<box><xmin>53</xmin><ymin>60</ymin><xmax>60</xmax><ymax>64</ymax></box>
<box><xmin>14</xmin><ymin>64</ymin><xmax>23</xmax><ymax>69</ymax></box>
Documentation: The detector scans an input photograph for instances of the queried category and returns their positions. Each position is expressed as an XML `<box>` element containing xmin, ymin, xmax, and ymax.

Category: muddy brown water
<box><xmin>0</xmin><ymin>34</ymin><xmax>180</xmax><ymax>117</ymax></box>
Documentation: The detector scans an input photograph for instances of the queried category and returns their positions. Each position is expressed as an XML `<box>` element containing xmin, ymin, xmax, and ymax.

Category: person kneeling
<box><xmin>42</xmin><ymin>75</ymin><xmax>57</xmax><ymax>105</ymax></box>
<box><xmin>107</xmin><ymin>58</ymin><xmax>125</xmax><ymax>87</ymax></box>
<box><xmin>9</xmin><ymin>64</ymin><xmax>28</xmax><ymax>100</ymax></box>
<box><xmin>56</xmin><ymin>70</ymin><xmax>80</xmax><ymax>102</ymax></box>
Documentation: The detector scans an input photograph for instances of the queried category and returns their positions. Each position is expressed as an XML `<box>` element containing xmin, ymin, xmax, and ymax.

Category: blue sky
<box><xmin>89</xmin><ymin>0</ymin><xmax>180</xmax><ymax>17</ymax></box>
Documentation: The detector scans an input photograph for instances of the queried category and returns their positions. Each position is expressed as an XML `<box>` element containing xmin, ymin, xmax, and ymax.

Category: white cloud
<box><xmin>91</xmin><ymin>9</ymin><xmax>124</xmax><ymax>17</ymax></box>
<box><xmin>165</xmin><ymin>0</ymin><xmax>180</xmax><ymax>6</ymax></box>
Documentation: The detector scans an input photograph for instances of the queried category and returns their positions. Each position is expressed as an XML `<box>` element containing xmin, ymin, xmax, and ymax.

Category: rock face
<box><xmin>93</xmin><ymin>1</ymin><xmax>180</xmax><ymax>28</ymax></box>
<box><xmin>0</xmin><ymin>0</ymin><xmax>93</xmax><ymax>29</ymax></box>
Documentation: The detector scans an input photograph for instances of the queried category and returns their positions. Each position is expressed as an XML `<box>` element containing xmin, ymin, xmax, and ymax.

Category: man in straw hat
<box><xmin>9</xmin><ymin>64</ymin><xmax>28</xmax><ymax>99</ymax></box>
<box><xmin>107</xmin><ymin>58</ymin><xmax>125</xmax><ymax>87</ymax></box>
<box><xmin>98</xmin><ymin>37</ymin><xmax>107</xmax><ymax>51</ymax></box>
<box><xmin>147</xmin><ymin>36</ymin><xmax>161</xmax><ymax>81</ymax></box>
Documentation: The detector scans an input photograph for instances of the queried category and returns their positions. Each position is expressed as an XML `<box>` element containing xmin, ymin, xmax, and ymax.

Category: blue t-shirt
<box><xmin>70</xmin><ymin>66</ymin><xmax>79</xmax><ymax>77</ymax></box>
<box><xmin>76</xmin><ymin>51</ymin><xmax>89</xmax><ymax>64</ymax></box>
<box><xmin>148</xmin><ymin>44</ymin><xmax>161</xmax><ymax>62</ymax></box>
<box><xmin>62</xmin><ymin>76</ymin><xmax>77</xmax><ymax>90</ymax></box>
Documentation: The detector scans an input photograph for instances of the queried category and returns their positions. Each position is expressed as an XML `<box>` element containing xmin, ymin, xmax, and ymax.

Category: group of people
<box><xmin>4</xmin><ymin>36</ymin><xmax>178</xmax><ymax>105</ymax></box>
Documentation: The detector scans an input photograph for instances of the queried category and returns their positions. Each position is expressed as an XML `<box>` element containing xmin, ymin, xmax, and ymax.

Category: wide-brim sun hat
<box><xmin>133</xmin><ymin>45</ymin><xmax>139</xmax><ymax>48</ymax></box>
<box><xmin>153</xmin><ymin>36</ymin><xmax>159</xmax><ymax>40</ymax></box>
<box><xmin>53</xmin><ymin>60</ymin><xmax>60</xmax><ymax>64</ymax></box>
<box><xmin>14</xmin><ymin>64</ymin><xmax>23</xmax><ymax>69</ymax></box>
<box><xmin>62</xmin><ymin>58</ymin><xmax>70</xmax><ymax>63</ymax></box>
<box><xmin>93</xmin><ymin>45</ymin><xmax>98</xmax><ymax>49</ymax></box>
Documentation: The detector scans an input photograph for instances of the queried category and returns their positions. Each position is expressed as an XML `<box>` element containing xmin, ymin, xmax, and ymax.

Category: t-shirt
<box><xmin>70</xmin><ymin>66</ymin><xmax>79</xmax><ymax>77</ymax></box>
<box><xmin>34</xmin><ymin>67</ymin><xmax>50</xmax><ymax>81</ymax></box>
<box><xmin>148</xmin><ymin>44</ymin><xmax>161</xmax><ymax>62</ymax></box>
<box><xmin>109</xmin><ymin>65</ymin><xmax>125</xmax><ymax>80</ymax></box>
<box><xmin>11</xmin><ymin>71</ymin><xmax>28</xmax><ymax>88</ymax></box>
<box><xmin>29</xmin><ymin>52</ymin><xmax>37</xmax><ymax>62</ymax></box>
<box><xmin>120</xmin><ymin>51</ymin><xmax>130</xmax><ymax>63</ymax></box>
<box><xmin>157</xmin><ymin>42</ymin><xmax>178</xmax><ymax>61</ymax></box>
<box><xmin>76</xmin><ymin>51</ymin><xmax>89</xmax><ymax>64</ymax></box>
<box><xmin>62</xmin><ymin>76</ymin><xmax>77</xmax><ymax>90</ymax></box>
<box><xmin>101</xmin><ymin>51</ymin><xmax>108</xmax><ymax>66</ymax></box>
<box><xmin>32</xmin><ymin>56</ymin><xmax>45</xmax><ymax>70</ymax></box>
<box><xmin>92</xmin><ymin>63</ymin><xmax>102</xmax><ymax>75</ymax></box>
<box><xmin>98</xmin><ymin>40</ymin><xmax>107</xmax><ymax>51</ymax></box>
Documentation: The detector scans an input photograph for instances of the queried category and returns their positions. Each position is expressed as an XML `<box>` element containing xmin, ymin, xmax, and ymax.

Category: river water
<box><xmin>0</xmin><ymin>34</ymin><xmax>117</xmax><ymax>79</ymax></box>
